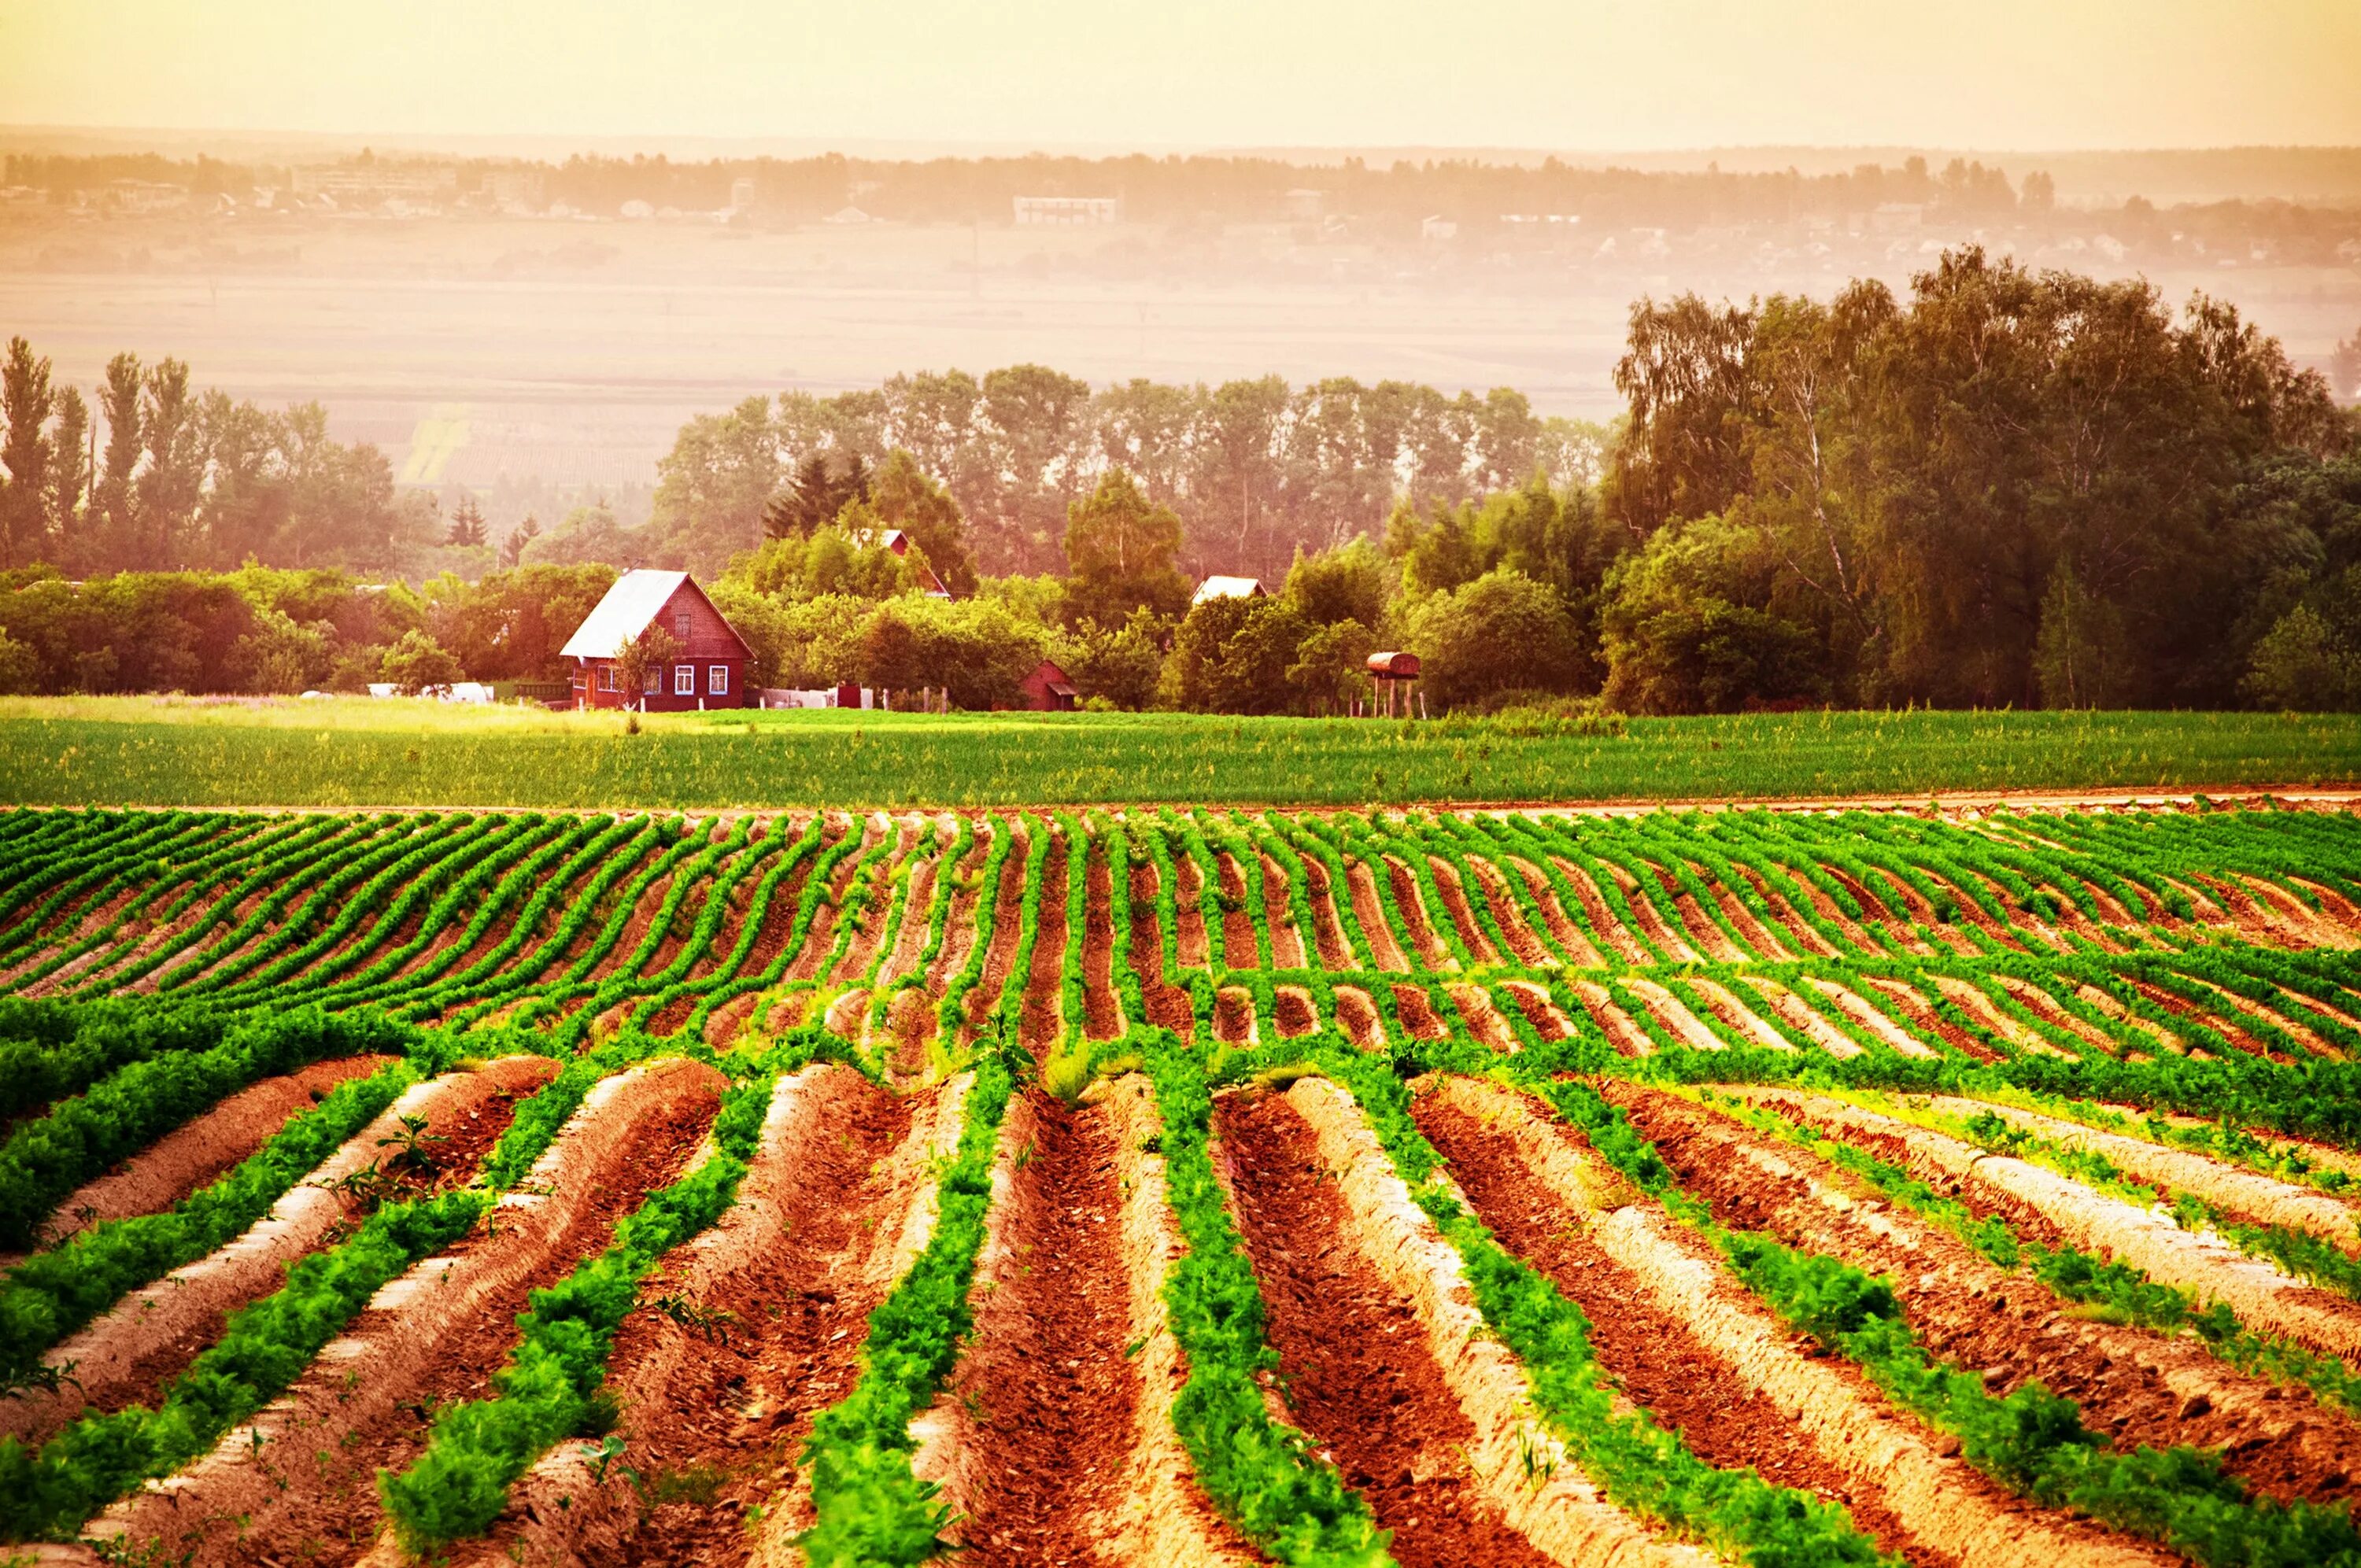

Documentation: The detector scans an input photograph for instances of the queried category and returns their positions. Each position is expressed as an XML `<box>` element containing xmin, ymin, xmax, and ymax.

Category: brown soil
<box><xmin>1214</xmin><ymin>1090</ymin><xmax>1554</xmax><ymax>1568</ymax></box>
<box><xmin>1213</xmin><ymin>851</ymin><xmax>1260</xmax><ymax>969</ymax></box>
<box><xmin>1020</xmin><ymin>828</ymin><xmax>1070</xmax><ymax>1057</ymax></box>
<box><xmin>1426</xmin><ymin>858</ymin><xmax>1502</xmax><ymax>966</ymax></box>
<box><xmin>171</xmin><ymin>1088</ymin><xmax>720</xmax><ymax>1568</ymax></box>
<box><xmin>1648</xmin><ymin>862</ymin><xmax>1748</xmax><ymax>964</ymax></box>
<box><xmin>1413</xmin><ymin>1093</ymin><xmax>1935</xmax><ymax>1564</ymax></box>
<box><xmin>1504</xmin><ymin>857</ymin><xmax>1608</xmax><ymax>967</ymax></box>
<box><xmin>91</xmin><ymin>1066</ymin><xmax>542</xmax><ymax>1423</ymax></box>
<box><xmin>1214</xmin><ymin>986</ymin><xmax>1256</xmax><ymax>1042</ymax></box>
<box><xmin>1547</xmin><ymin>858</ymin><xmax>1650</xmax><ymax>965</ymax></box>
<box><xmin>920</xmin><ymin>819</ymin><xmax>993</xmax><ymax>997</ymax></box>
<box><xmin>1391</xmin><ymin>983</ymin><xmax>1447</xmax><ymax>1040</ymax></box>
<box><xmin>1174</xmin><ymin>851</ymin><xmax>1212</xmax><ymax>968</ymax></box>
<box><xmin>1083</xmin><ymin>846</ymin><xmax>1123</xmax><ymax>1039</ymax></box>
<box><xmin>1500</xmin><ymin>981</ymin><xmax>1576</xmax><ymax>1042</ymax></box>
<box><xmin>1345</xmin><ymin>859</ymin><xmax>1411</xmax><ymax>972</ymax></box>
<box><xmin>1275</xmin><ymin>986</ymin><xmax>1317</xmax><ymax>1037</ymax></box>
<box><xmin>929</xmin><ymin>1090</ymin><xmax>1139</xmax><ymax>1566</ymax></box>
<box><xmin>1616</xmin><ymin>1083</ymin><xmax>2361</xmax><ymax>1511</ymax></box>
<box><xmin>1688</xmin><ymin>863</ymin><xmax>1799</xmax><ymax>962</ymax></box>
<box><xmin>1384</xmin><ymin>858</ymin><xmax>1454</xmax><ymax>969</ymax></box>
<box><xmin>877</xmin><ymin>819</ymin><xmax>949</xmax><ymax>990</ymax></box>
<box><xmin>1602</xmin><ymin>863</ymin><xmax>1700</xmax><ymax>963</ymax></box>
<box><xmin>1334</xmin><ymin>987</ymin><xmax>1385</xmax><ymax>1049</ymax></box>
<box><xmin>1262</xmin><ymin>853</ymin><xmax>1310</xmax><ymax>969</ymax></box>
<box><xmin>1464</xmin><ymin>855</ymin><xmax>1550</xmax><ymax>968</ymax></box>
<box><xmin>506</xmin><ymin>1068</ymin><xmax>919</xmax><ymax>1567</ymax></box>
<box><xmin>785</xmin><ymin>817</ymin><xmax>876</xmax><ymax>984</ymax></box>
<box><xmin>1128</xmin><ymin>860</ymin><xmax>1195</xmax><ymax>1038</ymax></box>
<box><xmin>1726</xmin><ymin>863</ymin><xmax>1844</xmax><ymax>960</ymax></box>
<box><xmin>829</xmin><ymin>822</ymin><xmax>919</xmax><ymax>985</ymax></box>
<box><xmin>961</xmin><ymin>825</ymin><xmax>1030</xmax><ymax>1045</ymax></box>
<box><xmin>1858</xmin><ymin>976</ymin><xmax>2002</xmax><ymax>1063</ymax></box>
<box><xmin>1299</xmin><ymin>854</ymin><xmax>1355</xmax><ymax>970</ymax></box>
<box><xmin>28</xmin><ymin>1055</ymin><xmax>394</xmax><ymax>1253</ymax></box>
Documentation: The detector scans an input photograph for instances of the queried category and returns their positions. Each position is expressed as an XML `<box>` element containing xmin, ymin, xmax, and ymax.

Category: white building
<box><xmin>1014</xmin><ymin>195</ymin><xmax>1122</xmax><ymax>226</ymax></box>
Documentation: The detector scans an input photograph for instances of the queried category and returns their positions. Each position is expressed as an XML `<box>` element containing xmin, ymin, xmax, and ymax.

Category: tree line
<box><xmin>2</xmin><ymin>248</ymin><xmax>2357</xmax><ymax>712</ymax></box>
<box><xmin>0</xmin><ymin>342</ymin><xmax>426</xmax><ymax>577</ymax></box>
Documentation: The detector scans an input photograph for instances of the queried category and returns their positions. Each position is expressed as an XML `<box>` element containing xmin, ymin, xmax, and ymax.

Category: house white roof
<box><xmin>1192</xmin><ymin>575</ymin><xmax>1267</xmax><ymax>606</ymax></box>
<box><xmin>560</xmin><ymin>570</ymin><xmax>690</xmax><ymax>659</ymax></box>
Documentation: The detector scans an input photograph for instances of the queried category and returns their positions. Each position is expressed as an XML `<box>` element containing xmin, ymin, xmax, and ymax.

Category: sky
<box><xmin>2</xmin><ymin>0</ymin><xmax>2359</xmax><ymax>153</ymax></box>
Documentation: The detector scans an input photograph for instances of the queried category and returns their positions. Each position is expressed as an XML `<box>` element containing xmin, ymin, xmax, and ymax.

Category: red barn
<box><xmin>561</xmin><ymin>570</ymin><xmax>753</xmax><ymax>710</ymax></box>
<box><xmin>1017</xmin><ymin>658</ymin><xmax>1078</xmax><ymax>711</ymax></box>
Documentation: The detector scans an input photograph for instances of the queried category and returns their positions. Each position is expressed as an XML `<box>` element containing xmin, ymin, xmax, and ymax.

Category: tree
<box><xmin>445</xmin><ymin>496</ymin><xmax>489</xmax><ymax>549</ymax></box>
<box><xmin>0</xmin><ymin>337</ymin><xmax>54</xmax><ymax>566</ymax></box>
<box><xmin>1598</xmin><ymin>519</ymin><xmax>1820</xmax><ymax>714</ymax></box>
<box><xmin>1284</xmin><ymin>537</ymin><xmax>1391</xmax><ymax>631</ymax></box>
<box><xmin>1412</xmin><ymin>567</ymin><xmax>1588</xmax><ymax>711</ymax></box>
<box><xmin>94</xmin><ymin>353</ymin><xmax>142</xmax><ymax>570</ymax></box>
<box><xmin>135</xmin><ymin>358</ymin><xmax>203</xmax><ymax>568</ymax></box>
<box><xmin>45</xmin><ymin>386</ymin><xmax>90</xmax><ymax>566</ymax></box>
<box><xmin>1062</xmin><ymin>469</ymin><xmax>1192</xmax><ymax>627</ymax></box>
<box><xmin>2243</xmin><ymin>606</ymin><xmax>2358</xmax><ymax>711</ymax></box>
<box><xmin>2333</xmin><ymin>323</ymin><xmax>2361</xmax><ymax>408</ymax></box>
<box><xmin>611</xmin><ymin>624</ymin><xmax>682</xmax><ymax>708</ymax></box>
<box><xmin>866</xmin><ymin>448</ymin><xmax>977</xmax><ymax>596</ymax></box>
<box><xmin>500</xmin><ymin>515</ymin><xmax>541</xmax><ymax>570</ymax></box>
<box><xmin>649</xmin><ymin>394</ymin><xmax>781</xmax><ymax>573</ymax></box>
<box><xmin>763</xmin><ymin>450</ymin><xmax>870</xmax><ymax>540</ymax></box>
<box><xmin>379</xmin><ymin>629</ymin><xmax>463</xmax><ymax>695</ymax></box>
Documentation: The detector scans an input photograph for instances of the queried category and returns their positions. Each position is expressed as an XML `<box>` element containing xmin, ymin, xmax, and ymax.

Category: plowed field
<box><xmin>2</xmin><ymin>799</ymin><xmax>2360</xmax><ymax>1568</ymax></box>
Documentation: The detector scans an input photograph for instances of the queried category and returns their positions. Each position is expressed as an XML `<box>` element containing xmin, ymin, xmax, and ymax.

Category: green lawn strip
<box><xmin>0</xmin><ymin>1004</ymin><xmax>419</xmax><ymax>1251</ymax></box>
<box><xmin>0</xmin><ymin>1023</ymin><xmax>671</xmax><ymax>1544</ymax></box>
<box><xmin>1694</xmin><ymin>1087</ymin><xmax>2361</xmax><ymax>1418</ymax></box>
<box><xmin>378</xmin><ymin>1026</ymin><xmax>869</xmax><ymax>1550</ymax></box>
<box><xmin>1532</xmin><ymin>1072</ymin><xmax>2361</xmax><ymax>1568</ymax></box>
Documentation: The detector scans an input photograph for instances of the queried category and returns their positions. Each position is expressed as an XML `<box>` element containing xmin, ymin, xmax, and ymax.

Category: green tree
<box><xmin>0</xmin><ymin>337</ymin><xmax>54</xmax><ymax>567</ymax></box>
<box><xmin>379</xmin><ymin>629</ymin><xmax>464</xmax><ymax>695</ymax></box>
<box><xmin>866</xmin><ymin>448</ymin><xmax>977</xmax><ymax>596</ymax></box>
<box><xmin>93</xmin><ymin>353</ymin><xmax>143</xmax><ymax>571</ymax></box>
<box><xmin>611</xmin><ymin>625</ymin><xmax>683</xmax><ymax>708</ymax></box>
<box><xmin>444</xmin><ymin>496</ymin><xmax>489</xmax><ymax>549</ymax></box>
<box><xmin>2242</xmin><ymin>605</ymin><xmax>2358</xmax><ymax>711</ymax></box>
<box><xmin>1412</xmin><ymin>566</ymin><xmax>1587</xmax><ymax>711</ymax></box>
<box><xmin>762</xmin><ymin>450</ymin><xmax>870</xmax><ymax>541</ymax></box>
<box><xmin>1063</xmin><ymin>468</ymin><xmax>1192</xmax><ymax>627</ymax></box>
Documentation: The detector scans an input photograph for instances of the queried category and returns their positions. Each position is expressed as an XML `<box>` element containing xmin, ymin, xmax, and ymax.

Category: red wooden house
<box><xmin>561</xmin><ymin>570</ymin><xmax>754</xmax><ymax>710</ymax></box>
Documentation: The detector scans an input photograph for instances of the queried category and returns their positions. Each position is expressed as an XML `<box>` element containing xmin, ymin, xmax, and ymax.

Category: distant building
<box><xmin>481</xmin><ymin>168</ymin><xmax>548</xmax><ymax>211</ymax></box>
<box><xmin>291</xmin><ymin>164</ymin><xmax>460</xmax><ymax>205</ymax></box>
<box><xmin>97</xmin><ymin>179</ymin><xmax>190</xmax><ymax>213</ymax></box>
<box><xmin>1018</xmin><ymin>659</ymin><xmax>1079</xmax><ymax>711</ymax></box>
<box><xmin>1420</xmin><ymin>215</ymin><xmax>1458</xmax><ymax>242</ymax></box>
<box><xmin>730</xmin><ymin>175</ymin><xmax>756</xmax><ymax>210</ymax></box>
<box><xmin>823</xmin><ymin>205</ymin><xmax>874</xmax><ymax>225</ymax></box>
<box><xmin>1192</xmin><ymin>575</ymin><xmax>1268</xmax><ymax>607</ymax></box>
<box><xmin>1284</xmin><ymin>188</ymin><xmax>1328</xmax><ymax>220</ymax></box>
<box><xmin>846</xmin><ymin>527</ymin><xmax>952</xmax><ymax>598</ymax></box>
<box><xmin>1013</xmin><ymin>195</ymin><xmax>1122</xmax><ymax>226</ymax></box>
<box><xmin>561</xmin><ymin>570</ymin><xmax>752</xmax><ymax>711</ymax></box>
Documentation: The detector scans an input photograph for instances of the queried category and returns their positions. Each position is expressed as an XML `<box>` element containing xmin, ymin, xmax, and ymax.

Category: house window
<box><xmin>674</xmin><ymin>665</ymin><xmax>695</xmax><ymax>695</ymax></box>
<box><xmin>597</xmin><ymin>666</ymin><xmax>617</xmax><ymax>692</ymax></box>
<box><xmin>674</xmin><ymin>610</ymin><xmax>692</xmax><ymax>640</ymax></box>
<box><xmin>708</xmin><ymin>664</ymin><xmax>729</xmax><ymax>695</ymax></box>
<box><xmin>643</xmin><ymin>666</ymin><xmax>661</xmax><ymax>694</ymax></box>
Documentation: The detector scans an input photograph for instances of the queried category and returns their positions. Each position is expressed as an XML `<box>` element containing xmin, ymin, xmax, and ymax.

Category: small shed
<box><xmin>1018</xmin><ymin>659</ymin><xmax>1079</xmax><ymax>712</ymax></box>
<box><xmin>560</xmin><ymin>570</ymin><xmax>754</xmax><ymax>711</ymax></box>
<box><xmin>1192</xmin><ymin>575</ymin><xmax>1267</xmax><ymax>607</ymax></box>
<box><xmin>1366</xmin><ymin>651</ymin><xmax>1421</xmax><ymax>718</ymax></box>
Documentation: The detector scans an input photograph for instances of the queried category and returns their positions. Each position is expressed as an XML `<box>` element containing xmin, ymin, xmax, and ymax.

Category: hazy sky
<box><xmin>4</xmin><ymin>0</ymin><xmax>2359</xmax><ymax>152</ymax></box>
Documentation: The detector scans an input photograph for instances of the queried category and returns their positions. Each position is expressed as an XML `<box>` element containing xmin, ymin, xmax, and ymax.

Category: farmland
<box><xmin>5</xmin><ymin>697</ymin><xmax>2361</xmax><ymax>808</ymax></box>
<box><xmin>1</xmin><ymin>799</ymin><xmax>2360</xmax><ymax>1566</ymax></box>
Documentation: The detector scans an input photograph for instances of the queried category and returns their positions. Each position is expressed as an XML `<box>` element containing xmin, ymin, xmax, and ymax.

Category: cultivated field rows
<box><xmin>1</xmin><ymin>801</ymin><xmax>2359</xmax><ymax>1566</ymax></box>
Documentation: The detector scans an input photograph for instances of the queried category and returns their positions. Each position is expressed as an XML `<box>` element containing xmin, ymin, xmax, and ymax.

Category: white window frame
<box><xmin>643</xmin><ymin>667</ymin><xmax>661</xmax><ymax>694</ymax></box>
<box><xmin>674</xmin><ymin>665</ymin><xmax>695</xmax><ymax>695</ymax></box>
<box><xmin>674</xmin><ymin>610</ymin><xmax>693</xmax><ymax>640</ymax></box>
<box><xmin>597</xmin><ymin>666</ymin><xmax>617</xmax><ymax>692</ymax></box>
<box><xmin>708</xmin><ymin>664</ymin><xmax>729</xmax><ymax>695</ymax></box>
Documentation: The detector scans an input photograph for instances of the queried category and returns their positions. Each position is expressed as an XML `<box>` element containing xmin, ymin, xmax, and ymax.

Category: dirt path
<box><xmin>913</xmin><ymin>1087</ymin><xmax>1139</xmax><ymax>1566</ymax></box>
<box><xmin>1215</xmin><ymin>1088</ymin><xmax>1559</xmax><ymax>1568</ymax></box>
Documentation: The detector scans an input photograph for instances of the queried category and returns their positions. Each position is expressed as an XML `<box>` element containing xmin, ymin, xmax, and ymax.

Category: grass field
<box><xmin>3</xmin><ymin>697</ymin><xmax>2359</xmax><ymax>808</ymax></box>
<box><xmin>3</xmin><ymin>799</ymin><xmax>2361</xmax><ymax>1565</ymax></box>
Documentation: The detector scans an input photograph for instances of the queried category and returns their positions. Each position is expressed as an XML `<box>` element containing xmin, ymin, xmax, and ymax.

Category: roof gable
<box><xmin>560</xmin><ymin>570</ymin><xmax>752</xmax><ymax>661</ymax></box>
